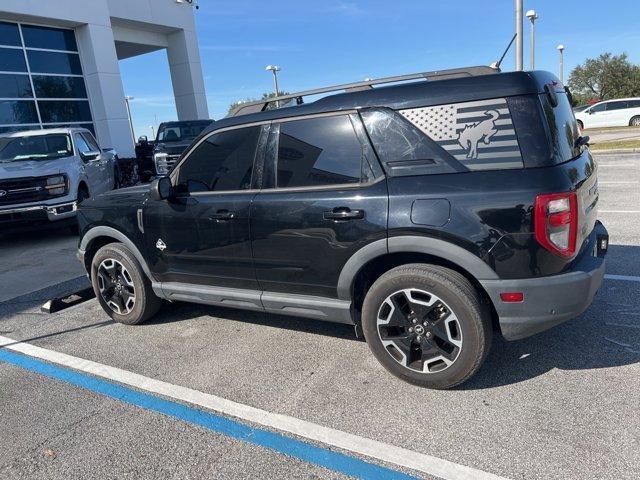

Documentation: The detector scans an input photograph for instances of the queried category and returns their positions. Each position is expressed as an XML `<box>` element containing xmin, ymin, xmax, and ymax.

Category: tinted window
<box><xmin>74</xmin><ymin>133</ymin><xmax>92</xmax><ymax>155</ymax></box>
<box><xmin>606</xmin><ymin>101</ymin><xmax>628</xmax><ymax>111</ymax></box>
<box><xmin>629</xmin><ymin>100</ymin><xmax>640</xmax><ymax>108</ymax></box>
<box><xmin>38</xmin><ymin>100</ymin><xmax>92</xmax><ymax>123</ymax></box>
<box><xmin>0</xmin><ymin>47</ymin><xmax>27</xmax><ymax>72</ymax></box>
<box><xmin>0</xmin><ymin>22</ymin><xmax>21</xmax><ymax>47</ymax></box>
<box><xmin>0</xmin><ymin>125</ymin><xmax>40</xmax><ymax>134</ymax></box>
<box><xmin>0</xmin><ymin>74</ymin><xmax>33</xmax><ymax>98</ymax></box>
<box><xmin>178</xmin><ymin>127</ymin><xmax>260</xmax><ymax>192</ymax></box>
<box><xmin>589</xmin><ymin>103</ymin><xmax>606</xmax><ymax>113</ymax></box>
<box><xmin>22</xmin><ymin>25</ymin><xmax>77</xmax><ymax>51</ymax></box>
<box><xmin>539</xmin><ymin>92</ymin><xmax>581</xmax><ymax>163</ymax></box>
<box><xmin>33</xmin><ymin>76</ymin><xmax>87</xmax><ymax>98</ymax></box>
<box><xmin>27</xmin><ymin>51</ymin><xmax>82</xmax><ymax>75</ymax></box>
<box><xmin>0</xmin><ymin>100</ymin><xmax>38</xmax><ymax>124</ymax></box>
<box><xmin>276</xmin><ymin>115</ymin><xmax>363</xmax><ymax>188</ymax></box>
<box><xmin>157</xmin><ymin>121</ymin><xmax>212</xmax><ymax>143</ymax></box>
<box><xmin>82</xmin><ymin>132</ymin><xmax>99</xmax><ymax>151</ymax></box>
<box><xmin>0</xmin><ymin>134</ymin><xmax>72</xmax><ymax>162</ymax></box>
<box><xmin>361</xmin><ymin>109</ymin><xmax>462</xmax><ymax>176</ymax></box>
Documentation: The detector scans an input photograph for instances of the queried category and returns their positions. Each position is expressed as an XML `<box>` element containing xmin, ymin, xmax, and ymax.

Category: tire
<box><xmin>361</xmin><ymin>264</ymin><xmax>491</xmax><ymax>389</ymax></box>
<box><xmin>91</xmin><ymin>243</ymin><xmax>162</xmax><ymax>325</ymax></box>
<box><xmin>630</xmin><ymin>116</ymin><xmax>640</xmax><ymax>127</ymax></box>
<box><xmin>577</xmin><ymin>120</ymin><xmax>584</xmax><ymax>131</ymax></box>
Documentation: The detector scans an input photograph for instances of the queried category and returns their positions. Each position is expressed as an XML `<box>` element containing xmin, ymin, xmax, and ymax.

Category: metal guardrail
<box><xmin>227</xmin><ymin>65</ymin><xmax>499</xmax><ymax>118</ymax></box>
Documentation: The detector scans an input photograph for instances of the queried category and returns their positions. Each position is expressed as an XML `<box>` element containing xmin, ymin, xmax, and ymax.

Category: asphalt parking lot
<box><xmin>1</xmin><ymin>152</ymin><xmax>639</xmax><ymax>480</ymax></box>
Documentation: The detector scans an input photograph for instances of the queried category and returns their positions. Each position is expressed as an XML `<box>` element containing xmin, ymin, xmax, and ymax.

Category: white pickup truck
<box><xmin>0</xmin><ymin>127</ymin><xmax>118</xmax><ymax>231</ymax></box>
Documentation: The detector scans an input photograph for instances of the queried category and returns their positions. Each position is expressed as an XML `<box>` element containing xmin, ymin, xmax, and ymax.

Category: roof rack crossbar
<box><xmin>227</xmin><ymin>65</ymin><xmax>498</xmax><ymax>117</ymax></box>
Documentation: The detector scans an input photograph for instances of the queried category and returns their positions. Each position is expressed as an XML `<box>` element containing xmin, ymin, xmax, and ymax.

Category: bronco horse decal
<box><xmin>457</xmin><ymin>109</ymin><xmax>500</xmax><ymax>159</ymax></box>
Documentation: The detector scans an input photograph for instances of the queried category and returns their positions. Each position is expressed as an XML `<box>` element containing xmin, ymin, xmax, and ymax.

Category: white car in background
<box><xmin>575</xmin><ymin>98</ymin><xmax>640</xmax><ymax>130</ymax></box>
<box><xmin>0</xmin><ymin>128</ymin><xmax>118</xmax><ymax>232</ymax></box>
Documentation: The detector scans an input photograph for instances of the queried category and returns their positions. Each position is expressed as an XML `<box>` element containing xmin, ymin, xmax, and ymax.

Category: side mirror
<box><xmin>150</xmin><ymin>176</ymin><xmax>173</xmax><ymax>201</ymax></box>
<box><xmin>588</xmin><ymin>109</ymin><xmax>594</xmax><ymax>115</ymax></box>
<box><xmin>138</xmin><ymin>136</ymin><xmax>148</xmax><ymax>144</ymax></box>
<box><xmin>80</xmin><ymin>150</ymin><xmax>100</xmax><ymax>161</ymax></box>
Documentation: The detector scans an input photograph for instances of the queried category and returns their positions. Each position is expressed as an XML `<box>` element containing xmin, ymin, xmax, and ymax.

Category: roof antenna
<box><xmin>491</xmin><ymin>33</ymin><xmax>517</xmax><ymax>70</ymax></box>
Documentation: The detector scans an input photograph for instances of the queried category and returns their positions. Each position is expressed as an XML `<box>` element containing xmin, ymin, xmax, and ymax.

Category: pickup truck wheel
<box><xmin>91</xmin><ymin>243</ymin><xmax>162</xmax><ymax>325</ymax></box>
<box><xmin>361</xmin><ymin>264</ymin><xmax>491</xmax><ymax>389</ymax></box>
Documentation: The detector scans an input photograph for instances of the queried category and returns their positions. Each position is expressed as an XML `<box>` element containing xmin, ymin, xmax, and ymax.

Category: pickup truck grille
<box><xmin>155</xmin><ymin>155</ymin><xmax>180</xmax><ymax>175</ymax></box>
<box><xmin>0</xmin><ymin>177</ymin><xmax>54</xmax><ymax>206</ymax></box>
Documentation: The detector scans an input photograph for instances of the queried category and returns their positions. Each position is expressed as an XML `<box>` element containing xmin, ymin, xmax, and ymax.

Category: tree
<box><xmin>228</xmin><ymin>91</ymin><xmax>289</xmax><ymax>115</ymax></box>
<box><xmin>568</xmin><ymin>53</ymin><xmax>640</xmax><ymax>103</ymax></box>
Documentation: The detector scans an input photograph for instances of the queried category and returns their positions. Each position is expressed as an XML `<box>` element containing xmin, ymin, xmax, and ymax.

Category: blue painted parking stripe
<box><xmin>0</xmin><ymin>349</ymin><xmax>417</xmax><ymax>480</ymax></box>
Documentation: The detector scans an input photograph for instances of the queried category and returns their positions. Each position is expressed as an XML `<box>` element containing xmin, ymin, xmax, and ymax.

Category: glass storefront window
<box><xmin>0</xmin><ymin>47</ymin><xmax>27</xmax><ymax>72</ymax></box>
<box><xmin>0</xmin><ymin>100</ymin><xmax>39</xmax><ymax>124</ymax></box>
<box><xmin>0</xmin><ymin>74</ymin><xmax>33</xmax><ymax>98</ymax></box>
<box><xmin>21</xmin><ymin>24</ymin><xmax>78</xmax><ymax>51</ymax></box>
<box><xmin>32</xmin><ymin>75</ymin><xmax>87</xmax><ymax>98</ymax></box>
<box><xmin>27</xmin><ymin>50</ymin><xmax>82</xmax><ymax>75</ymax></box>
<box><xmin>0</xmin><ymin>21</ymin><xmax>21</xmax><ymax>47</ymax></box>
<box><xmin>38</xmin><ymin>100</ymin><xmax>92</xmax><ymax>123</ymax></box>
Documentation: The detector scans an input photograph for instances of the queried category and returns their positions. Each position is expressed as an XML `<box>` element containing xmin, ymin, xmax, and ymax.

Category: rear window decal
<box><xmin>400</xmin><ymin>98</ymin><xmax>523</xmax><ymax>170</ymax></box>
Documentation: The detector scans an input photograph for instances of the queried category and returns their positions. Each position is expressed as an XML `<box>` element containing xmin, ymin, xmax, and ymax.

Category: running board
<box><xmin>154</xmin><ymin>282</ymin><xmax>353</xmax><ymax>325</ymax></box>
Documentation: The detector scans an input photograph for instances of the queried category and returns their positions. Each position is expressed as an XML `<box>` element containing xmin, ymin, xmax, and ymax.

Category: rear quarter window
<box><xmin>539</xmin><ymin>92</ymin><xmax>581</xmax><ymax>164</ymax></box>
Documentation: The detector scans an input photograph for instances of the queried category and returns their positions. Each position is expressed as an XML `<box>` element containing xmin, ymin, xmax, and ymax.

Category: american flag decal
<box><xmin>400</xmin><ymin>98</ymin><xmax>523</xmax><ymax>170</ymax></box>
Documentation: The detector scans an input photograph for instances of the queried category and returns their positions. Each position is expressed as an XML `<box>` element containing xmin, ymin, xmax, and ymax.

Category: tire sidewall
<box><xmin>91</xmin><ymin>244</ymin><xmax>149</xmax><ymax>325</ymax></box>
<box><xmin>361</xmin><ymin>268</ymin><xmax>487</xmax><ymax>388</ymax></box>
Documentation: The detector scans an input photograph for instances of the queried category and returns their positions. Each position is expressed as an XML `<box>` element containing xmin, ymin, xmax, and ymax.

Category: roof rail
<box><xmin>227</xmin><ymin>65</ymin><xmax>499</xmax><ymax>118</ymax></box>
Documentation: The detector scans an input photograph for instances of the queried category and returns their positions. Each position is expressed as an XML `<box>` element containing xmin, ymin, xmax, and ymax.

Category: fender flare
<box><xmin>79</xmin><ymin>226</ymin><xmax>155</xmax><ymax>280</ymax></box>
<box><xmin>336</xmin><ymin>236</ymin><xmax>498</xmax><ymax>300</ymax></box>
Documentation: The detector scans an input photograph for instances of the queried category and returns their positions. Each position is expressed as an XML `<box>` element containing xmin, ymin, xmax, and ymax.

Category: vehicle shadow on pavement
<box><xmin>146</xmin><ymin>300</ymin><xmax>361</xmax><ymax>342</ymax></box>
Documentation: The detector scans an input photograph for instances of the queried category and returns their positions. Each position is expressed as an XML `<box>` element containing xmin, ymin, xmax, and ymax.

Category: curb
<box><xmin>591</xmin><ymin>148</ymin><xmax>640</xmax><ymax>154</ymax></box>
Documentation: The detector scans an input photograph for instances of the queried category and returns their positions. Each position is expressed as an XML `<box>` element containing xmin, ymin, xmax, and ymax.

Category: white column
<box><xmin>166</xmin><ymin>29</ymin><xmax>209</xmax><ymax>120</ymax></box>
<box><xmin>75</xmin><ymin>23</ymin><xmax>135</xmax><ymax>157</ymax></box>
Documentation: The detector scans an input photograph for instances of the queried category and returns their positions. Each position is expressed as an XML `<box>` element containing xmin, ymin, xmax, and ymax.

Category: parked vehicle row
<box><xmin>0</xmin><ymin>128</ymin><xmax>117</xmax><ymax>232</ymax></box>
<box><xmin>77</xmin><ymin>68</ymin><xmax>608</xmax><ymax>389</ymax></box>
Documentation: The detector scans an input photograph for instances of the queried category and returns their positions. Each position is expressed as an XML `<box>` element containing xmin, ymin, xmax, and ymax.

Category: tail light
<box><xmin>534</xmin><ymin>192</ymin><xmax>578</xmax><ymax>258</ymax></box>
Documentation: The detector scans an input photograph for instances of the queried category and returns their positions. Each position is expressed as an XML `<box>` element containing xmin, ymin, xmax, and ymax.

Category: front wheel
<box><xmin>361</xmin><ymin>264</ymin><xmax>491</xmax><ymax>389</ymax></box>
<box><xmin>577</xmin><ymin>120</ymin><xmax>584</xmax><ymax>131</ymax></box>
<box><xmin>91</xmin><ymin>243</ymin><xmax>162</xmax><ymax>324</ymax></box>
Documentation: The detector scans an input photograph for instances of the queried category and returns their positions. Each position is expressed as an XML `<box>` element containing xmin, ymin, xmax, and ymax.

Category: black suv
<box><xmin>77</xmin><ymin>67</ymin><xmax>608</xmax><ymax>389</ymax></box>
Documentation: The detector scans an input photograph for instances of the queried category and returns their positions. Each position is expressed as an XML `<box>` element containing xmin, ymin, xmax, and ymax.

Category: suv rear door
<box><xmin>250</xmin><ymin>112</ymin><xmax>388</xmax><ymax>299</ymax></box>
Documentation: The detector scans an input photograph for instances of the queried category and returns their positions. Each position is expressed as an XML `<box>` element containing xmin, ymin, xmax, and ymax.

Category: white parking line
<box><xmin>599</xmin><ymin>181</ymin><xmax>639</xmax><ymax>185</ymax></box>
<box><xmin>0</xmin><ymin>335</ymin><xmax>508</xmax><ymax>480</ymax></box>
<box><xmin>605</xmin><ymin>274</ymin><xmax>640</xmax><ymax>283</ymax></box>
<box><xmin>599</xmin><ymin>210</ymin><xmax>640</xmax><ymax>213</ymax></box>
<box><xmin>597</xmin><ymin>164</ymin><xmax>636</xmax><ymax>167</ymax></box>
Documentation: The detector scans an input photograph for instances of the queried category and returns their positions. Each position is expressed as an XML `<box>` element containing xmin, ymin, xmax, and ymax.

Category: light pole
<box><xmin>515</xmin><ymin>0</ymin><xmax>523</xmax><ymax>71</ymax></box>
<box><xmin>124</xmin><ymin>96</ymin><xmax>135</xmax><ymax>144</ymax></box>
<box><xmin>265</xmin><ymin>65</ymin><xmax>281</xmax><ymax>97</ymax></box>
<box><xmin>557</xmin><ymin>44</ymin><xmax>565</xmax><ymax>83</ymax></box>
<box><xmin>526</xmin><ymin>9</ymin><xmax>538</xmax><ymax>69</ymax></box>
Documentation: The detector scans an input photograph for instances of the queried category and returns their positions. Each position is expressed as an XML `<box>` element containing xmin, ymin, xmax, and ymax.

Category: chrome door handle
<box><xmin>209</xmin><ymin>210</ymin><xmax>235</xmax><ymax>221</ymax></box>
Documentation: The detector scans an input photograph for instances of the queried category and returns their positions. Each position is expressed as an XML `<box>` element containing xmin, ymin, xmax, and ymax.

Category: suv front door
<box><xmin>143</xmin><ymin>125</ymin><xmax>266</xmax><ymax>290</ymax></box>
<box><xmin>250</xmin><ymin>113</ymin><xmax>388</xmax><ymax>299</ymax></box>
<box><xmin>75</xmin><ymin>132</ymin><xmax>109</xmax><ymax>195</ymax></box>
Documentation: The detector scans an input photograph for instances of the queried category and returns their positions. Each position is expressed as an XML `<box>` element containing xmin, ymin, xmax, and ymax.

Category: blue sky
<box><xmin>120</xmin><ymin>0</ymin><xmax>640</xmax><ymax>139</ymax></box>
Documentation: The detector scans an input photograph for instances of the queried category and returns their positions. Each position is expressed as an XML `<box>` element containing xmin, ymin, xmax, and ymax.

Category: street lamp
<box><xmin>557</xmin><ymin>44</ymin><xmax>565</xmax><ymax>83</ymax></box>
<box><xmin>515</xmin><ymin>0</ymin><xmax>523</xmax><ymax>71</ymax></box>
<box><xmin>265</xmin><ymin>65</ymin><xmax>281</xmax><ymax>97</ymax></box>
<box><xmin>526</xmin><ymin>9</ymin><xmax>538</xmax><ymax>69</ymax></box>
<box><xmin>124</xmin><ymin>96</ymin><xmax>135</xmax><ymax>144</ymax></box>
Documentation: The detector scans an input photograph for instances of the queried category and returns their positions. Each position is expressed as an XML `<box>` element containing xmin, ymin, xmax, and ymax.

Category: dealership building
<box><xmin>0</xmin><ymin>0</ymin><xmax>208</xmax><ymax>157</ymax></box>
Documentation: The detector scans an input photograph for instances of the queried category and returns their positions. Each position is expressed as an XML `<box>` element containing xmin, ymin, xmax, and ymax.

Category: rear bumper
<box><xmin>481</xmin><ymin>222</ymin><xmax>608</xmax><ymax>341</ymax></box>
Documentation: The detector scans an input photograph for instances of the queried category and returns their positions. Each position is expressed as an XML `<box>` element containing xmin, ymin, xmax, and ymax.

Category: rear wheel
<box><xmin>361</xmin><ymin>264</ymin><xmax>491</xmax><ymax>389</ymax></box>
<box><xmin>91</xmin><ymin>243</ymin><xmax>162</xmax><ymax>324</ymax></box>
<box><xmin>630</xmin><ymin>116</ymin><xmax>640</xmax><ymax>127</ymax></box>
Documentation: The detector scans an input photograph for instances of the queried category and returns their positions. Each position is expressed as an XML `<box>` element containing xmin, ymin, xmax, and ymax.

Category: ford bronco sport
<box><xmin>77</xmin><ymin>67</ymin><xmax>608</xmax><ymax>389</ymax></box>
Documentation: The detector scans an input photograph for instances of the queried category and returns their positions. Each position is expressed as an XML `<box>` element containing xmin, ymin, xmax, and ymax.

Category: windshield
<box><xmin>0</xmin><ymin>134</ymin><xmax>72</xmax><ymax>162</ymax></box>
<box><xmin>157</xmin><ymin>122</ymin><xmax>211</xmax><ymax>143</ymax></box>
